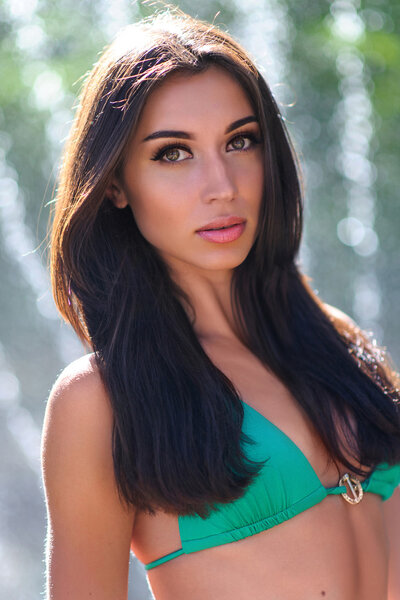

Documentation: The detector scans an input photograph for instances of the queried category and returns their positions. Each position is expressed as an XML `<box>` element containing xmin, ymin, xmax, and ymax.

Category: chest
<box><xmin>202</xmin><ymin>338</ymin><xmax>355</xmax><ymax>488</ymax></box>
<box><xmin>131</xmin><ymin>339</ymin><xmax>363</xmax><ymax>565</ymax></box>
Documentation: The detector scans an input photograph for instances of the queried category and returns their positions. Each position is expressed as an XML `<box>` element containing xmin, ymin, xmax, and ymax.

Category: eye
<box><xmin>227</xmin><ymin>132</ymin><xmax>261</xmax><ymax>152</ymax></box>
<box><xmin>151</xmin><ymin>144</ymin><xmax>192</xmax><ymax>164</ymax></box>
<box><xmin>150</xmin><ymin>131</ymin><xmax>261</xmax><ymax>165</ymax></box>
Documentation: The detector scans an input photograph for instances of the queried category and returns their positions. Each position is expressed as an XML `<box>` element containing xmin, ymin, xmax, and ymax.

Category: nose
<box><xmin>200</xmin><ymin>152</ymin><xmax>237</xmax><ymax>204</ymax></box>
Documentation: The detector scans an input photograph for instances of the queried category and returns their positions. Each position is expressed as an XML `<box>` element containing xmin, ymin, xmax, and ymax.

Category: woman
<box><xmin>41</xmin><ymin>7</ymin><xmax>400</xmax><ymax>600</ymax></box>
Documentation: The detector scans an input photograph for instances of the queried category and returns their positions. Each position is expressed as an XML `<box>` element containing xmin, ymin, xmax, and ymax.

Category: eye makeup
<box><xmin>150</xmin><ymin>130</ymin><xmax>262</xmax><ymax>164</ymax></box>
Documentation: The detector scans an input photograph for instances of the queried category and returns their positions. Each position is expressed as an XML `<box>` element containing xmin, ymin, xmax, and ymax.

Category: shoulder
<box><xmin>47</xmin><ymin>351</ymin><xmax>107</xmax><ymax>407</ymax></box>
<box><xmin>41</xmin><ymin>352</ymin><xmax>114</xmax><ymax>492</ymax></box>
<box><xmin>41</xmin><ymin>354</ymin><xmax>136</xmax><ymax>597</ymax></box>
<box><xmin>41</xmin><ymin>351</ymin><xmax>135</xmax><ymax>522</ymax></box>
<box><xmin>44</xmin><ymin>352</ymin><xmax>111</xmax><ymax>434</ymax></box>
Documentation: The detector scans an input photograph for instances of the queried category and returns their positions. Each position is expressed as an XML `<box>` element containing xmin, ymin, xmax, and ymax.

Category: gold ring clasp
<box><xmin>339</xmin><ymin>473</ymin><xmax>363</xmax><ymax>504</ymax></box>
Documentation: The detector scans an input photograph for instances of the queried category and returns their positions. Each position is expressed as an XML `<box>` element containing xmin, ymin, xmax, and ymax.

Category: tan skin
<box><xmin>41</xmin><ymin>67</ymin><xmax>400</xmax><ymax>599</ymax></box>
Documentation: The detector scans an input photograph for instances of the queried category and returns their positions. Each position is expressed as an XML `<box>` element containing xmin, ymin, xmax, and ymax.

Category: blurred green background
<box><xmin>0</xmin><ymin>0</ymin><xmax>399</xmax><ymax>598</ymax></box>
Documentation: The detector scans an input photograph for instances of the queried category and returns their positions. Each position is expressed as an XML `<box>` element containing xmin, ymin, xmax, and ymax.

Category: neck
<box><xmin>167</xmin><ymin>262</ymin><xmax>242</xmax><ymax>344</ymax></box>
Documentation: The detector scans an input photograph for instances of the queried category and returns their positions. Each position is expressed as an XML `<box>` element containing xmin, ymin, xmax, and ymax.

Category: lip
<box><xmin>196</xmin><ymin>220</ymin><xmax>246</xmax><ymax>244</ymax></box>
<box><xmin>196</xmin><ymin>216</ymin><xmax>246</xmax><ymax>232</ymax></box>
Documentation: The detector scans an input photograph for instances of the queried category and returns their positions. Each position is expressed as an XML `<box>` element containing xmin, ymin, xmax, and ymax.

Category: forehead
<box><xmin>135</xmin><ymin>65</ymin><xmax>254</xmax><ymax>133</ymax></box>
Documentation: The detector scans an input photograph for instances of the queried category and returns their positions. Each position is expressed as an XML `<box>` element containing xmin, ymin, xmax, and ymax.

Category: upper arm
<box><xmin>41</xmin><ymin>354</ymin><xmax>136</xmax><ymax>600</ymax></box>
<box><xmin>383</xmin><ymin>486</ymin><xmax>400</xmax><ymax>598</ymax></box>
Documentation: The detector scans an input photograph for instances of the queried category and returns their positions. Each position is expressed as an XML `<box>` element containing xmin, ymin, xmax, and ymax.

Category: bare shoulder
<box><xmin>41</xmin><ymin>351</ymin><xmax>115</xmax><ymax>499</ymax></box>
<box><xmin>46</xmin><ymin>352</ymin><xmax>109</xmax><ymax>417</ymax></box>
<box><xmin>42</xmin><ymin>354</ymin><xmax>110</xmax><ymax>465</ymax></box>
<box><xmin>42</xmin><ymin>353</ymin><xmax>136</xmax><ymax>599</ymax></box>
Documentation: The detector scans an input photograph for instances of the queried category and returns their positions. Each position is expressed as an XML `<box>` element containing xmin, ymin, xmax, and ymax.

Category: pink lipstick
<box><xmin>196</xmin><ymin>216</ymin><xmax>246</xmax><ymax>244</ymax></box>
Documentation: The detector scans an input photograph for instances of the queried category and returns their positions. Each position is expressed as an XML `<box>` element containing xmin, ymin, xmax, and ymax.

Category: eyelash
<box><xmin>150</xmin><ymin>131</ymin><xmax>262</xmax><ymax>163</ymax></box>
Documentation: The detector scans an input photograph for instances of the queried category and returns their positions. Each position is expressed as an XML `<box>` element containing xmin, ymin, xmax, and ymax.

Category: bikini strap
<box><xmin>144</xmin><ymin>547</ymin><xmax>185</xmax><ymax>571</ymax></box>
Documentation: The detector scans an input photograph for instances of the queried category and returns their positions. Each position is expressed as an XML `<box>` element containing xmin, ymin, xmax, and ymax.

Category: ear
<box><xmin>105</xmin><ymin>176</ymin><xmax>129</xmax><ymax>209</ymax></box>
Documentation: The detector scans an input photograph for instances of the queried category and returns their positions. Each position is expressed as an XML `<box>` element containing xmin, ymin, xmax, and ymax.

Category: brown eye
<box><xmin>231</xmin><ymin>137</ymin><xmax>246</xmax><ymax>150</ymax></box>
<box><xmin>151</xmin><ymin>144</ymin><xmax>192</xmax><ymax>163</ymax></box>
<box><xmin>165</xmin><ymin>149</ymin><xmax>180</xmax><ymax>161</ymax></box>
<box><xmin>227</xmin><ymin>132</ymin><xmax>261</xmax><ymax>153</ymax></box>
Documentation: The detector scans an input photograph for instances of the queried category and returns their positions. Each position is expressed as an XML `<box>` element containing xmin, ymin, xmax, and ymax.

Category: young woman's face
<box><xmin>114</xmin><ymin>65</ymin><xmax>264</xmax><ymax>276</ymax></box>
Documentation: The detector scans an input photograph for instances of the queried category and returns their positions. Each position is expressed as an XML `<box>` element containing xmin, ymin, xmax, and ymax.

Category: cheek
<box><xmin>128</xmin><ymin>184</ymin><xmax>188</xmax><ymax>246</ymax></box>
<box><xmin>238</xmin><ymin>158</ymin><xmax>264</xmax><ymax>207</ymax></box>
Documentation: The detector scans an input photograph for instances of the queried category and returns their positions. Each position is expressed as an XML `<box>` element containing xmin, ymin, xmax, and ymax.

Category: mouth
<box><xmin>196</xmin><ymin>216</ymin><xmax>246</xmax><ymax>232</ymax></box>
<box><xmin>196</xmin><ymin>219</ymin><xmax>247</xmax><ymax>244</ymax></box>
<box><xmin>203</xmin><ymin>224</ymin><xmax>238</xmax><ymax>231</ymax></box>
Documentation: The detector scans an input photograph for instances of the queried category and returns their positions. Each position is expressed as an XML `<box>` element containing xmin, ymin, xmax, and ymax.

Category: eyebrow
<box><xmin>141</xmin><ymin>115</ymin><xmax>258</xmax><ymax>142</ymax></box>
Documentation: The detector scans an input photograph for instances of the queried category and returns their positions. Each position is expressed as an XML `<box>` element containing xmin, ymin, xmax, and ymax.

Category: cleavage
<box><xmin>200</xmin><ymin>337</ymin><xmax>348</xmax><ymax>488</ymax></box>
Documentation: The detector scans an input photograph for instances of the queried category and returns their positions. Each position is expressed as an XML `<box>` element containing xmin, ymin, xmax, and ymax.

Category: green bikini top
<box><xmin>143</xmin><ymin>399</ymin><xmax>400</xmax><ymax>571</ymax></box>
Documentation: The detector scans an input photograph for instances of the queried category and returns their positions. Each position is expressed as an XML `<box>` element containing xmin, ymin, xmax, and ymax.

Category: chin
<box><xmin>195</xmin><ymin>251</ymin><xmax>250</xmax><ymax>272</ymax></box>
<box><xmin>158</xmin><ymin>245</ymin><xmax>252</xmax><ymax>274</ymax></box>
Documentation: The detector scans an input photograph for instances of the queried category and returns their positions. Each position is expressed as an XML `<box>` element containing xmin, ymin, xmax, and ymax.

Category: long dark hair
<box><xmin>49</xmin><ymin>8</ymin><xmax>400</xmax><ymax>517</ymax></box>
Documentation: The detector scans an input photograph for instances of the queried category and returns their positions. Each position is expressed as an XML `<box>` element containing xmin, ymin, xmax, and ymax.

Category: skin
<box><xmin>108</xmin><ymin>66</ymin><xmax>264</xmax><ymax>337</ymax></box>
<box><xmin>42</xmin><ymin>66</ymin><xmax>400</xmax><ymax>599</ymax></box>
